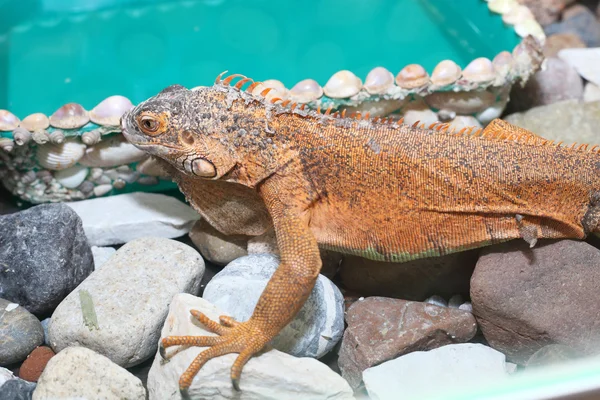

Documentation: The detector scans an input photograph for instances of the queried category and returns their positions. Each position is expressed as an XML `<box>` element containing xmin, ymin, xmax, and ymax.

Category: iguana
<box><xmin>121</xmin><ymin>71</ymin><xmax>600</xmax><ymax>396</ymax></box>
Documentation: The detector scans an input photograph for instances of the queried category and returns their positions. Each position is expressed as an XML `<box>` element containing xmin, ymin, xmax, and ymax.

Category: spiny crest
<box><xmin>213</xmin><ymin>72</ymin><xmax>600</xmax><ymax>154</ymax></box>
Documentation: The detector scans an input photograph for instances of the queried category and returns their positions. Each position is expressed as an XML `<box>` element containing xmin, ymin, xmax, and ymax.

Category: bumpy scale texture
<box><xmin>121</xmin><ymin>72</ymin><xmax>600</xmax><ymax>394</ymax></box>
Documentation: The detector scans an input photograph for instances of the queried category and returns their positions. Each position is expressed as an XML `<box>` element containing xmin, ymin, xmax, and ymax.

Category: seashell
<box><xmin>323</xmin><ymin>70</ymin><xmax>362</xmax><ymax>99</ymax></box>
<box><xmin>492</xmin><ymin>51</ymin><xmax>513</xmax><ymax>78</ymax></box>
<box><xmin>49</xmin><ymin>103</ymin><xmax>89</xmax><ymax>129</ymax></box>
<box><xmin>288</xmin><ymin>79</ymin><xmax>323</xmax><ymax>103</ymax></box>
<box><xmin>12</xmin><ymin>127</ymin><xmax>32</xmax><ymax>146</ymax></box>
<box><xmin>0</xmin><ymin>110</ymin><xmax>19</xmax><ymax>131</ymax></box>
<box><xmin>116</xmin><ymin>165</ymin><xmax>131</xmax><ymax>173</ymax></box>
<box><xmin>424</xmin><ymin>91</ymin><xmax>496</xmax><ymax>115</ymax></box>
<box><xmin>118</xmin><ymin>171</ymin><xmax>140</xmax><ymax>184</ymax></box>
<box><xmin>447</xmin><ymin>115</ymin><xmax>483</xmax><ymax>131</ymax></box>
<box><xmin>363</xmin><ymin>67</ymin><xmax>394</xmax><ymax>95</ymax></box>
<box><xmin>36</xmin><ymin>139</ymin><xmax>86</xmax><ymax>171</ymax></box>
<box><xmin>0</xmin><ymin>138</ymin><xmax>14</xmax><ymax>152</ymax></box>
<box><xmin>514</xmin><ymin>19</ymin><xmax>545</xmax><ymax>41</ymax></box>
<box><xmin>138</xmin><ymin>176</ymin><xmax>159</xmax><ymax>185</ymax></box>
<box><xmin>81</xmin><ymin>130</ymin><xmax>102</xmax><ymax>146</ymax></box>
<box><xmin>20</xmin><ymin>170</ymin><xmax>37</xmax><ymax>185</ymax></box>
<box><xmin>54</xmin><ymin>165</ymin><xmax>89</xmax><ymax>189</ymax></box>
<box><xmin>462</xmin><ymin>57</ymin><xmax>495</xmax><ymax>83</ymax></box>
<box><xmin>112</xmin><ymin>178</ymin><xmax>126</xmax><ymax>189</ymax></box>
<box><xmin>90</xmin><ymin>95</ymin><xmax>134</xmax><ymax>126</ymax></box>
<box><xmin>79</xmin><ymin>134</ymin><xmax>147</xmax><ymax>168</ymax></box>
<box><xmin>49</xmin><ymin>130</ymin><xmax>65</xmax><ymax>144</ymax></box>
<box><xmin>93</xmin><ymin>184</ymin><xmax>113</xmax><ymax>197</ymax></box>
<box><xmin>89</xmin><ymin>167</ymin><xmax>103</xmax><ymax>181</ymax></box>
<box><xmin>20</xmin><ymin>113</ymin><xmax>49</xmax><ymax>131</ymax></box>
<box><xmin>36</xmin><ymin>170</ymin><xmax>52</xmax><ymax>178</ymax></box>
<box><xmin>251</xmin><ymin>80</ymin><xmax>288</xmax><ymax>102</ymax></box>
<box><xmin>395</xmin><ymin>64</ymin><xmax>430</xmax><ymax>89</ymax></box>
<box><xmin>488</xmin><ymin>0</ymin><xmax>518</xmax><ymax>14</ymax></box>
<box><xmin>136</xmin><ymin>156</ymin><xmax>170</xmax><ymax>177</ymax></box>
<box><xmin>32</xmin><ymin>130</ymin><xmax>50</xmax><ymax>144</ymax></box>
<box><xmin>502</xmin><ymin>4</ymin><xmax>533</xmax><ymax>25</ymax></box>
<box><xmin>77</xmin><ymin>181</ymin><xmax>95</xmax><ymax>195</ymax></box>
<box><xmin>430</xmin><ymin>60</ymin><xmax>462</xmax><ymax>87</ymax></box>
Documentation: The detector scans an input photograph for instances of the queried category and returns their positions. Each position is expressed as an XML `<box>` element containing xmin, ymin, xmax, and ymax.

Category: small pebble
<box><xmin>424</xmin><ymin>294</ymin><xmax>447</xmax><ymax>307</ymax></box>
<box><xmin>18</xmin><ymin>346</ymin><xmax>55</xmax><ymax>382</ymax></box>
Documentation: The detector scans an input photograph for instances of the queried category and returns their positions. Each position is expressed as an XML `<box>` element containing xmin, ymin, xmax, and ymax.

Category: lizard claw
<box><xmin>161</xmin><ymin>311</ymin><xmax>271</xmax><ymax>393</ymax></box>
<box><xmin>159</xmin><ymin>341</ymin><xmax>169</xmax><ymax>362</ymax></box>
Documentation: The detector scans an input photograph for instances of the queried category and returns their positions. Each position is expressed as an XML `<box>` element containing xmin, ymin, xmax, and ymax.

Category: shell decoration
<box><xmin>90</xmin><ymin>95</ymin><xmax>134</xmax><ymax>126</ymax></box>
<box><xmin>49</xmin><ymin>103</ymin><xmax>90</xmax><ymax>129</ymax></box>
<box><xmin>79</xmin><ymin>134</ymin><xmax>147</xmax><ymax>168</ymax></box>
<box><xmin>36</xmin><ymin>139</ymin><xmax>86</xmax><ymax>171</ymax></box>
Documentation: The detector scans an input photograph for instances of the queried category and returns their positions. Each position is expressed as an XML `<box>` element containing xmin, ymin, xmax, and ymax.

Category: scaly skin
<box><xmin>121</xmin><ymin>72</ymin><xmax>600</xmax><ymax>395</ymax></box>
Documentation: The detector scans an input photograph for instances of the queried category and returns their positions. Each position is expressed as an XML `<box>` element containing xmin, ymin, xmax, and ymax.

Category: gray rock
<box><xmin>0</xmin><ymin>378</ymin><xmax>36</xmax><ymax>400</ymax></box>
<box><xmin>147</xmin><ymin>294</ymin><xmax>354</xmax><ymax>400</ymax></box>
<box><xmin>39</xmin><ymin>319</ymin><xmax>50</xmax><ymax>347</ymax></box>
<box><xmin>91</xmin><ymin>246</ymin><xmax>116</xmax><ymax>270</ymax></box>
<box><xmin>65</xmin><ymin>192</ymin><xmax>201</xmax><ymax>246</ymax></box>
<box><xmin>0</xmin><ymin>366</ymin><xmax>15</xmax><ymax>386</ymax></box>
<box><xmin>545</xmin><ymin>8</ymin><xmax>600</xmax><ymax>47</ymax></box>
<box><xmin>504</xmin><ymin>100</ymin><xmax>600</xmax><ymax>145</ymax></box>
<box><xmin>203</xmin><ymin>253</ymin><xmax>344</xmax><ymax>358</ymax></box>
<box><xmin>559</xmin><ymin>48</ymin><xmax>600</xmax><ymax>87</ymax></box>
<box><xmin>424</xmin><ymin>294</ymin><xmax>447</xmax><ymax>307</ymax></box>
<box><xmin>0</xmin><ymin>204</ymin><xmax>94</xmax><ymax>315</ymax></box>
<box><xmin>0</xmin><ymin>299</ymin><xmax>44</xmax><ymax>366</ymax></box>
<box><xmin>188</xmin><ymin>218</ymin><xmax>248</xmax><ymax>266</ymax></box>
<box><xmin>32</xmin><ymin>346</ymin><xmax>145</xmax><ymax>400</ymax></box>
<box><xmin>363</xmin><ymin>344</ymin><xmax>513</xmax><ymax>400</ymax></box>
<box><xmin>48</xmin><ymin>237</ymin><xmax>205</xmax><ymax>368</ymax></box>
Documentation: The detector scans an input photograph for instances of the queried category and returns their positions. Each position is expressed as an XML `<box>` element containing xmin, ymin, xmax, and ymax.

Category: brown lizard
<box><xmin>121</xmin><ymin>71</ymin><xmax>600</xmax><ymax>396</ymax></box>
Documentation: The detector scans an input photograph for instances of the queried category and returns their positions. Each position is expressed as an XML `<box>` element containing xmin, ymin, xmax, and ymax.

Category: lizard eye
<box><xmin>137</xmin><ymin>114</ymin><xmax>166</xmax><ymax>136</ymax></box>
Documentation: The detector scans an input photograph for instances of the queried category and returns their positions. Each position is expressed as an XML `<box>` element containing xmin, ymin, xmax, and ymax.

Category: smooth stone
<box><xmin>48</xmin><ymin>237</ymin><xmax>205</xmax><ymax>368</ymax></box>
<box><xmin>424</xmin><ymin>294</ymin><xmax>448</xmax><ymax>307</ymax></box>
<box><xmin>526</xmin><ymin>344</ymin><xmax>583</xmax><ymax>368</ymax></box>
<box><xmin>506</xmin><ymin>57</ymin><xmax>583</xmax><ymax>113</ymax></box>
<box><xmin>338</xmin><ymin>297</ymin><xmax>477</xmax><ymax>389</ymax></box>
<box><xmin>543</xmin><ymin>33</ymin><xmax>586</xmax><ymax>58</ymax></box>
<box><xmin>203</xmin><ymin>253</ymin><xmax>344</xmax><ymax>358</ymax></box>
<box><xmin>188</xmin><ymin>219</ymin><xmax>248</xmax><ymax>266</ymax></box>
<box><xmin>472</xmin><ymin>240</ymin><xmax>600</xmax><ymax>364</ymax></box>
<box><xmin>504</xmin><ymin>100</ymin><xmax>600</xmax><ymax>145</ymax></box>
<box><xmin>0</xmin><ymin>299</ymin><xmax>44</xmax><ymax>366</ymax></box>
<box><xmin>53</xmin><ymin>165</ymin><xmax>89</xmax><ymax>189</ymax></box>
<box><xmin>584</xmin><ymin>82</ymin><xmax>600</xmax><ymax>102</ymax></box>
<box><xmin>425</xmin><ymin>90</ymin><xmax>496</xmax><ymax>115</ymax></box>
<box><xmin>0</xmin><ymin>367</ymin><xmax>15</xmax><ymax>387</ymax></box>
<box><xmin>91</xmin><ymin>246</ymin><xmax>116</xmax><ymax>270</ymax></box>
<box><xmin>40</xmin><ymin>319</ymin><xmax>50</xmax><ymax>347</ymax></box>
<box><xmin>398</xmin><ymin>99</ymin><xmax>439</xmax><ymax>127</ymax></box>
<box><xmin>559</xmin><ymin>48</ymin><xmax>600</xmax><ymax>87</ymax></box>
<box><xmin>147</xmin><ymin>293</ymin><xmax>354</xmax><ymax>400</ymax></box>
<box><xmin>0</xmin><ymin>204</ymin><xmax>93</xmax><ymax>315</ymax></box>
<box><xmin>0</xmin><ymin>378</ymin><xmax>36</xmax><ymax>400</ymax></box>
<box><xmin>363</xmin><ymin>343</ymin><xmax>512</xmax><ymax>400</ymax></box>
<box><xmin>516</xmin><ymin>0</ymin><xmax>575</xmax><ymax>26</ymax></box>
<box><xmin>32</xmin><ymin>346</ymin><xmax>145</xmax><ymax>400</ymax></box>
<box><xmin>545</xmin><ymin>8</ymin><xmax>600</xmax><ymax>47</ymax></box>
<box><xmin>65</xmin><ymin>192</ymin><xmax>201</xmax><ymax>246</ymax></box>
<box><xmin>18</xmin><ymin>346</ymin><xmax>55</xmax><ymax>382</ymax></box>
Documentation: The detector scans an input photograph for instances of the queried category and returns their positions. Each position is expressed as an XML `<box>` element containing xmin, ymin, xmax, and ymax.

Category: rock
<box><xmin>526</xmin><ymin>344</ymin><xmax>583</xmax><ymax>368</ymax></box>
<box><xmin>559</xmin><ymin>48</ymin><xmax>600</xmax><ymax>87</ymax></box>
<box><xmin>517</xmin><ymin>0</ymin><xmax>576</xmax><ymax>26</ymax></box>
<box><xmin>0</xmin><ymin>366</ymin><xmax>15</xmax><ymax>386</ymax></box>
<box><xmin>18</xmin><ymin>346</ymin><xmax>55</xmax><ymax>382</ymax></box>
<box><xmin>0</xmin><ymin>378</ymin><xmax>36</xmax><ymax>400</ymax></box>
<box><xmin>188</xmin><ymin>218</ymin><xmax>248</xmax><ymax>266</ymax></box>
<box><xmin>203</xmin><ymin>253</ymin><xmax>344</xmax><ymax>358</ymax></box>
<box><xmin>362</xmin><ymin>343</ymin><xmax>513</xmax><ymax>400</ymax></box>
<box><xmin>338</xmin><ymin>297</ymin><xmax>477</xmax><ymax>388</ymax></box>
<box><xmin>506</xmin><ymin>57</ymin><xmax>583</xmax><ymax>113</ymax></box>
<box><xmin>0</xmin><ymin>204</ymin><xmax>94</xmax><ymax>315</ymax></box>
<box><xmin>91</xmin><ymin>245</ymin><xmax>116</xmax><ymax>269</ymax></box>
<box><xmin>561</xmin><ymin>4</ymin><xmax>589</xmax><ymax>20</ymax></box>
<box><xmin>48</xmin><ymin>237</ymin><xmax>205</xmax><ymax>368</ymax></box>
<box><xmin>147</xmin><ymin>293</ymin><xmax>354</xmax><ymax>400</ymax></box>
<box><xmin>543</xmin><ymin>33</ymin><xmax>586</xmax><ymax>58</ymax></box>
<box><xmin>448</xmin><ymin>294</ymin><xmax>464</xmax><ymax>308</ymax></box>
<box><xmin>340</xmin><ymin>250</ymin><xmax>478</xmax><ymax>301</ymax></box>
<box><xmin>39</xmin><ymin>319</ymin><xmax>50</xmax><ymax>346</ymax></box>
<box><xmin>424</xmin><ymin>294</ymin><xmax>448</xmax><ymax>307</ymax></box>
<box><xmin>584</xmin><ymin>83</ymin><xmax>600</xmax><ymax>103</ymax></box>
<box><xmin>471</xmin><ymin>239</ymin><xmax>600</xmax><ymax>364</ymax></box>
<box><xmin>65</xmin><ymin>192</ymin><xmax>201</xmax><ymax>246</ymax></box>
<box><xmin>545</xmin><ymin>7</ymin><xmax>600</xmax><ymax>47</ymax></box>
<box><xmin>504</xmin><ymin>100</ymin><xmax>600</xmax><ymax>145</ymax></box>
<box><xmin>0</xmin><ymin>299</ymin><xmax>44</xmax><ymax>366</ymax></box>
<box><xmin>32</xmin><ymin>346</ymin><xmax>145</xmax><ymax>400</ymax></box>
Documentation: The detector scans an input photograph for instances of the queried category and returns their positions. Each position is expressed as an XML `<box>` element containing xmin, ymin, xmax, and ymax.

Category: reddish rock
<box><xmin>340</xmin><ymin>250</ymin><xmax>478</xmax><ymax>301</ymax></box>
<box><xmin>543</xmin><ymin>33</ymin><xmax>586</xmax><ymax>58</ymax></box>
<box><xmin>471</xmin><ymin>239</ymin><xmax>600</xmax><ymax>365</ymax></box>
<box><xmin>338</xmin><ymin>297</ymin><xmax>477</xmax><ymax>388</ymax></box>
<box><xmin>18</xmin><ymin>346</ymin><xmax>55</xmax><ymax>382</ymax></box>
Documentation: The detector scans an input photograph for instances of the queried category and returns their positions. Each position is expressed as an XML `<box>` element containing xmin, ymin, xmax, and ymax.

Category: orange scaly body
<box><xmin>121</xmin><ymin>72</ymin><xmax>600</xmax><ymax>395</ymax></box>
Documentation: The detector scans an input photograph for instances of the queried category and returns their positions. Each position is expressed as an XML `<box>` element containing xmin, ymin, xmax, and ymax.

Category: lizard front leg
<box><xmin>160</xmin><ymin>175</ymin><xmax>322</xmax><ymax>397</ymax></box>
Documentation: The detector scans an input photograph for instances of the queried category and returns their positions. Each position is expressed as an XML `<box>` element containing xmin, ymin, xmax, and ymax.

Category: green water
<box><xmin>0</xmin><ymin>0</ymin><xmax>519</xmax><ymax>117</ymax></box>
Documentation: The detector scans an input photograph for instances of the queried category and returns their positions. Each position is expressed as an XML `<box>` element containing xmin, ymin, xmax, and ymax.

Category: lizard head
<box><xmin>121</xmin><ymin>84</ymin><xmax>238</xmax><ymax>180</ymax></box>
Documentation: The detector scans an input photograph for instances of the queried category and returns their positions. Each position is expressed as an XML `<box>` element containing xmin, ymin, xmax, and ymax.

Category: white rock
<box><xmin>558</xmin><ymin>48</ymin><xmax>600</xmax><ymax>87</ymax></box>
<box><xmin>0</xmin><ymin>367</ymin><xmax>14</xmax><ymax>387</ymax></box>
<box><xmin>363</xmin><ymin>343</ymin><xmax>513</xmax><ymax>400</ymax></box>
<box><xmin>188</xmin><ymin>219</ymin><xmax>248</xmax><ymax>266</ymax></box>
<box><xmin>65</xmin><ymin>192</ymin><xmax>201</xmax><ymax>246</ymax></box>
<box><xmin>203</xmin><ymin>254</ymin><xmax>344</xmax><ymax>358</ymax></box>
<box><xmin>48</xmin><ymin>237</ymin><xmax>205</xmax><ymax>368</ymax></box>
<box><xmin>147</xmin><ymin>293</ymin><xmax>354</xmax><ymax>400</ymax></box>
<box><xmin>32</xmin><ymin>346</ymin><xmax>145</xmax><ymax>400</ymax></box>
<box><xmin>91</xmin><ymin>245</ymin><xmax>116</xmax><ymax>269</ymax></box>
<box><xmin>584</xmin><ymin>82</ymin><xmax>600</xmax><ymax>103</ymax></box>
<box><xmin>53</xmin><ymin>165</ymin><xmax>89</xmax><ymax>189</ymax></box>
